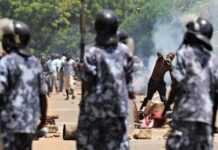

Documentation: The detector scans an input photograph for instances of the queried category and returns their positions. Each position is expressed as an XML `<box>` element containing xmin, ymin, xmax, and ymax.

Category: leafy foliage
<box><xmin>0</xmin><ymin>0</ymin><xmax>207</xmax><ymax>56</ymax></box>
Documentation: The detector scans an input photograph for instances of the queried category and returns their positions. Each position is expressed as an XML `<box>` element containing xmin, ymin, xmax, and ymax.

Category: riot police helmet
<box><xmin>95</xmin><ymin>9</ymin><xmax>119</xmax><ymax>36</ymax></box>
<box><xmin>117</xmin><ymin>30</ymin><xmax>129</xmax><ymax>44</ymax></box>
<box><xmin>185</xmin><ymin>17</ymin><xmax>213</xmax><ymax>50</ymax></box>
<box><xmin>0</xmin><ymin>18</ymin><xmax>31</xmax><ymax>52</ymax></box>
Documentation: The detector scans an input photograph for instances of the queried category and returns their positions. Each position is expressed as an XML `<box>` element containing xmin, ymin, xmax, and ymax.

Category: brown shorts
<box><xmin>64</xmin><ymin>75</ymin><xmax>74</xmax><ymax>90</ymax></box>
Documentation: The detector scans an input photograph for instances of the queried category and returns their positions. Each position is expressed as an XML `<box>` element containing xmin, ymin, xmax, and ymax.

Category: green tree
<box><xmin>0</xmin><ymin>0</ymin><xmax>208</xmax><ymax>57</ymax></box>
<box><xmin>0</xmin><ymin>0</ymin><xmax>81</xmax><ymax>54</ymax></box>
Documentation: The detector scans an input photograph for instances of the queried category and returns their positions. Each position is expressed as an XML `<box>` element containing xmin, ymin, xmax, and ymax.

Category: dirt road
<box><xmin>33</xmin><ymin>86</ymin><xmax>218</xmax><ymax>150</ymax></box>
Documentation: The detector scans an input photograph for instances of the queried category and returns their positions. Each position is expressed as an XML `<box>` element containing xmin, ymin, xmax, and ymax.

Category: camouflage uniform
<box><xmin>0</xmin><ymin>52</ymin><xmax>47</xmax><ymax>150</ymax></box>
<box><xmin>167</xmin><ymin>121</ymin><xmax>213</xmax><ymax>150</ymax></box>
<box><xmin>166</xmin><ymin>45</ymin><xmax>218</xmax><ymax>150</ymax></box>
<box><xmin>76</xmin><ymin>43</ymin><xmax>133</xmax><ymax>150</ymax></box>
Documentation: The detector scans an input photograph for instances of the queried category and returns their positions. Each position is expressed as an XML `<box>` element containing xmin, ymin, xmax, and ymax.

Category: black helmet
<box><xmin>0</xmin><ymin>18</ymin><xmax>30</xmax><ymax>52</ymax></box>
<box><xmin>117</xmin><ymin>30</ymin><xmax>129</xmax><ymax>44</ymax></box>
<box><xmin>184</xmin><ymin>17</ymin><xmax>213</xmax><ymax>50</ymax></box>
<box><xmin>95</xmin><ymin>10</ymin><xmax>119</xmax><ymax>35</ymax></box>
<box><xmin>95</xmin><ymin>10</ymin><xmax>119</xmax><ymax>48</ymax></box>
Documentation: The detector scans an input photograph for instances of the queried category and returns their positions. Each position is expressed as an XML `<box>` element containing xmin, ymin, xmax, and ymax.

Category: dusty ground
<box><xmin>33</xmin><ymin>82</ymin><xmax>218</xmax><ymax>150</ymax></box>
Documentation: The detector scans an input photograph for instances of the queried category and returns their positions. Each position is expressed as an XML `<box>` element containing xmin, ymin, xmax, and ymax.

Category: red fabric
<box><xmin>141</xmin><ymin>111</ymin><xmax>165</xmax><ymax>128</ymax></box>
<box><xmin>151</xmin><ymin>111</ymin><xmax>162</xmax><ymax>119</ymax></box>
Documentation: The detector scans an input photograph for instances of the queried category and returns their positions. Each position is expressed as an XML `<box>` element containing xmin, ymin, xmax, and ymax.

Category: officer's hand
<box><xmin>76</xmin><ymin>62</ymin><xmax>84</xmax><ymax>68</ymax></box>
<box><xmin>38</xmin><ymin>117</ymin><xmax>46</xmax><ymax>130</ymax></box>
<box><xmin>75</xmin><ymin>62</ymin><xmax>85</xmax><ymax>73</ymax></box>
<box><xmin>128</xmin><ymin>92</ymin><xmax>135</xmax><ymax>99</ymax></box>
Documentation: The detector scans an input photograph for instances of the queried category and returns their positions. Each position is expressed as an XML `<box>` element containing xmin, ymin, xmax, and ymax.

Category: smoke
<box><xmin>131</xmin><ymin>18</ymin><xmax>182</xmax><ymax>94</ymax></box>
<box><xmin>152</xmin><ymin>17</ymin><xmax>184</xmax><ymax>53</ymax></box>
<box><xmin>149</xmin><ymin>14</ymin><xmax>184</xmax><ymax>86</ymax></box>
<box><xmin>132</xmin><ymin>0</ymin><xmax>218</xmax><ymax>94</ymax></box>
<box><xmin>148</xmin><ymin>0</ymin><xmax>218</xmax><ymax>84</ymax></box>
<box><xmin>132</xmin><ymin>56</ymin><xmax>147</xmax><ymax>94</ymax></box>
<box><xmin>207</xmin><ymin>0</ymin><xmax>218</xmax><ymax>51</ymax></box>
<box><xmin>133</xmin><ymin>14</ymin><xmax>185</xmax><ymax>94</ymax></box>
<box><xmin>151</xmin><ymin>0</ymin><xmax>218</xmax><ymax>54</ymax></box>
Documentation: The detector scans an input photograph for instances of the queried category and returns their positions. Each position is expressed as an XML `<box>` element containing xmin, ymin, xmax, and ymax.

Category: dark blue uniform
<box><xmin>0</xmin><ymin>52</ymin><xmax>47</xmax><ymax>150</ymax></box>
<box><xmin>166</xmin><ymin>45</ymin><xmax>218</xmax><ymax>150</ymax></box>
<box><xmin>76</xmin><ymin>43</ymin><xmax>133</xmax><ymax>150</ymax></box>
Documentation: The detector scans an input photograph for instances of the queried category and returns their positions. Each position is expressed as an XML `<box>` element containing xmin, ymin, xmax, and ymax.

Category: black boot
<box><xmin>65</xmin><ymin>90</ymin><xmax>69</xmax><ymax>100</ymax></box>
<box><xmin>140</xmin><ymin>98</ymin><xmax>148</xmax><ymax>110</ymax></box>
<box><xmin>71</xmin><ymin>89</ymin><xmax>75</xmax><ymax>99</ymax></box>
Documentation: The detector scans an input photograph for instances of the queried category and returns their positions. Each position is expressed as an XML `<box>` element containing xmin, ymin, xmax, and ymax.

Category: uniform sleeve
<box><xmin>82</xmin><ymin>48</ymin><xmax>97</xmax><ymax>81</ymax></box>
<box><xmin>125</xmin><ymin>54</ymin><xmax>134</xmax><ymax>94</ymax></box>
<box><xmin>172</xmin><ymin>52</ymin><xmax>186</xmax><ymax>82</ymax></box>
<box><xmin>211</xmin><ymin>58</ymin><xmax>218</xmax><ymax>95</ymax></box>
<box><xmin>84</xmin><ymin>50</ymin><xmax>97</xmax><ymax>75</ymax></box>
<box><xmin>0</xmin><ymin>59</ymin><xmax>8</xmax><ymax>94</ymax></box>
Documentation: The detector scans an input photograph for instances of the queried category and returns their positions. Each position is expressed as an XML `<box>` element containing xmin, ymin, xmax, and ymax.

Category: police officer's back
<box><xmin>0</xmin><ymin>19</ymin><xmax>47</xmax><ymax>150</ymax></box>
<box><xmin>166</xmin><ymin>17</ymin><xmax>218</xmax><ymax>150</ymax></box>
<box><xmin>76</xmin><ymin>10</ymin><xmax>134</xmax><ymax>150</ymax></box>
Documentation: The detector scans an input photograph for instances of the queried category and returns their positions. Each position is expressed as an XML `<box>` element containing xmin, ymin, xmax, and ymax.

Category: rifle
<box><xmin>80</xmin><ymin>0</ymin><xmax>85</xmax><ymax>62</ymax></box>
<box><xmin>80</xmin><ymin>0</ymin><xmax>86</xmax><ymax>98</ymax></box>
<box><xmin>211</xmin><ymin>73</ymin><xmax>218</xmax><ymax>134</ymax></box>
<box><xmin>212</xmin><ymin>92</ymin><xmax>218</xmax><ymax>134</ymax></box>
<box><xmin>63</xmin><ymin>0</ymin><xmax>86</xmax><ymax>141</ymax></box>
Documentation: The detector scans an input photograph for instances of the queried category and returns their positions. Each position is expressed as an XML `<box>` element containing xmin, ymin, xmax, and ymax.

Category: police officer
<box><xmin>117</xmin><ymin>31</ymin><xmax>129</xmax><ymax>45</ymax></box>
<box><xmin>0</xmin><ymin>19</ymin><xmax>47</xmax><ymax>150</ymax></box>
<box><xmin>117</xmin><ymin>30</ymin><xmax>135</xmax><ymax>57</ymax></box>
<box><xmin>76</xmin><ymin>10</ymin><xmax>134</xmax><ymax>150</ymax></box>
<box><xmin>166</xmin><ymin>17</ymin><xmax>218</xmax><ymax>150</ymax></box>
